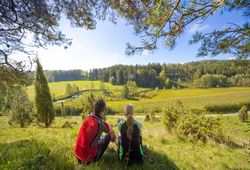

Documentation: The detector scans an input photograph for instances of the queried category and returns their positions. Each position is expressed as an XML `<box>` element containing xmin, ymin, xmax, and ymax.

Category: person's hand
<box><xmin>109</xmin><ymin>129</ymin><xmax>116</xmax><ymax>142</ymax></box>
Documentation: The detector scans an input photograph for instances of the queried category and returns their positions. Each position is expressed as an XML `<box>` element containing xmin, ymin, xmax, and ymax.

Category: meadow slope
<box><xmin>0</xmin><ymin>116</ymin><xmax>249</xmax><ymax>169</ymax></box>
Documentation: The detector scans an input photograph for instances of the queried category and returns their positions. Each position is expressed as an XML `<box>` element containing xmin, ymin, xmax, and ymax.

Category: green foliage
<box><xmin>122</xmin><ymin>85</ymin><xmax>129</xmax><ymax>99</ymax></box>
<box><xmin>65</xmin><ymin>83</ymin><xmax>80</xmax><ymax>96</ymax></box>
<box><xmin>144</xmin><ymin>114</ymin><xmax>151</xmax><ymax>122</ymax></box>
<box><xmin>45</xmin><ymin>70</ymin><xmax>87</xmax><ymax>82</ymax></box>
<box><xmin>159</xmin><ymin>70</ymin><xmax>167</xmax><ymax>82</ymax></box>
<box><xmin>229</xmin><ymin>74</ymin><xmax>250</xmax><ymax>87</ymax></box>
<box><xmin>126</xmin><ymin>80</ymin><xmax>137</xmax><ymax>96</ymax></box>
<box><xmin>165</xmin><ymin>78</ymin><xmax>172</xmax><ymax>89</ymax></box>
<box><xmin>54</xmin><ymin>105</ymin><xmax>82</xmax><ymax>116</ymax></box>
<box><xmin>176</xmin><ymin>113</ymin><xmax>224</xmax><ymax>143</ymax></box>
<box><xmin>0</xmin><ymin>85</ymin><xmax>12</xmax><ymax>114</ymax></box>
<box><xmin>81</xmin><ymin>92</ymin><xmax>96</xmax><ymax>119</ymax></box>
<box><xmin>238</xmin><ymin>105</ymin><xmax>248</xmax><ymax>122</ymax></box>
<box><xmin>9</xmin><ymin>89</ymin><xmax>33</xmax><ymax>127</ymax></box>
<box><xmin>194</xmin><ymin>74</ymin><xmax>228</xmax><ymax>88</ymax></box>
<box><xmin>163</xmin><ymin>101</ymin><xmax>184</xmax><ymax>132</ymax></box>
<box><xmin>61</xmin><ymin>121</ymin><xmax>73</xmax><ymax>128</ymax></box>
<box><xmin>112</xmin><ymin>0</ymin><xmax>250</xmax><ymax>59</ymax></box>
<box><xmin>164</xmin><ymin>101</ymin><xmax>224</xmax><ymax>143</ymax></box>
<box><xmin>109</xmin><ymin>76</ymin><xmax>116</xmax><ymax>85</ymax></box>
<box><xmin>34</xmin><ymin>60</ymin><xmax>54</xmax><ymax>127</ymax></box>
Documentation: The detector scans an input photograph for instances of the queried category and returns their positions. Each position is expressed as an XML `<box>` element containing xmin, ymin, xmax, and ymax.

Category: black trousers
<box><xmin>78</xmin><ymin>134</ymin><xmax>111</xmax><ymax>164</ymax></box>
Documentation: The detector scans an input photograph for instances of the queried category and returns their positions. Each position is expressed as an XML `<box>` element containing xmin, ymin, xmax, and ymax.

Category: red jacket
<box><xmin>74</xmin><ymin>114</ymin><xmax>110</xmax><ymax>163</ymax></box>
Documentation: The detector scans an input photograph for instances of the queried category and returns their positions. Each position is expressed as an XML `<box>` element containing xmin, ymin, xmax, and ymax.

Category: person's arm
<box><xmin>104</xmin><ymin>121</ymin><xmax>116</xmax><ymax>142</ymax></box>
<box><xmin>103</xmin><ymin>121</ymin><xmax>111</xmax><ymax>133</ymax></box>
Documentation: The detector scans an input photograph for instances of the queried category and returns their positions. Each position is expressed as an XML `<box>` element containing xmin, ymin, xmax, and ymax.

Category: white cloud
<box><xmin>227</xmin><ymin>56</ymin><xmax>236</xmax><ymax>60</ymax></box>
<box><xmin>142</xmin><ymin>49</ymin><xmax>150</xmax><ymax>56</ymax></box>
<box><xmin>189</xmin><ymin>23</ymin><xmax>209</xmax><ymax>34</ymax></box>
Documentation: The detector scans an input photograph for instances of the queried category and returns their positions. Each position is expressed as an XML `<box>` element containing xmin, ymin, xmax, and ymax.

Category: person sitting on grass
<box><xmin>117</xmin><ymin>104</ymin><xmax>144</xmax><ymax>165</ymax></box>
<box><xmin>74</xmin><ymin>99</ymin><xmax>116</xmax><ymax>164</ymax></box>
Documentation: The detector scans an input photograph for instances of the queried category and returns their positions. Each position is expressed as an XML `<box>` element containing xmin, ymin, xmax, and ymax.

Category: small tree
<box><xmin>35</xmin><ymin>59</ymin><xmax>54</xmax><ymax>127</ymax></box>
<box><xmin>81</xmin><ymin>92</ymin><xmax>96</xmax><ymax>119</ymax></box>
<box><xmin>65</xmin><ymin>83</ymin><xmax>73</xmax><ymax>96</ymax></box>
<box><xmin>122</xmin><ymin>85</ymin><xmax>129</xmax><ymax>99</ymax></box>
<box><xmin>165</xmin><ymin>78</ymin><xmax>172</xmax><ymax>89</ymax></box>
<box><xmin>127</xmin><ymin>80</ymin><xmax>137</xmax><ymax>96</ymax></box>
<box><xmin>109</xmin><ymin>76</ymin><xmax>116</xmax><ymax>85</ymax></box>
<box><xmin>10</xmin><ymin>88</ymin><xmax>33</xmax><ymax>127</ymax></box>
<box><xmin>72</xmin><ymin>84</ymin><xmax>80</xmax><ymax>94</ymax></box>
<box><xmin>239</xmin><ymin>105</ymin><xmax>248</xmax><ymax>122</ymax></box>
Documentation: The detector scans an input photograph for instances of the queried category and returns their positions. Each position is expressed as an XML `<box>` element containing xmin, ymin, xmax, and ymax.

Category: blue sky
<box><xmin>14</xmin><ymin>8</ymin><xmax>247</xmax><ymax>70</ymax></box>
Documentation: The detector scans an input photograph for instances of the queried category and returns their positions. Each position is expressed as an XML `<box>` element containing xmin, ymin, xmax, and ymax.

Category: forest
<box><xmin>44</xmin><ymin>60</ymin><xmax>250</xmax><ymax>88</ymax></box>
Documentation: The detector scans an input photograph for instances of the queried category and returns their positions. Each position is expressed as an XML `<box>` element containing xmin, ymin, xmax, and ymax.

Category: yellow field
<box><xmin>26</xmin><ymin>81</ymin><xmax>250</xmax><ymax>113</ymax></box>
<box><xmin>107</xmin><ymin>87</ymin><xmax>250</xmax><ymax>113</ymax></box>
<box><xmin>26</xmin><ymin>81</ymin><xmax>123</xmax><ymax>100</ymax></box>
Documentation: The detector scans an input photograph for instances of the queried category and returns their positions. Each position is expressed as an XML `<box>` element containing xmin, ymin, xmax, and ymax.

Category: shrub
<box><xmin>239</xmin><ymin>105</ymin><xmax>248</xmax><ymax>122</ymax></box>
<box><xmin>144</xmin><ymin>114</ymin><xmax>150</xmax><ymax>122</ymax></box>
<box><xmin>122</xmin><ymin>85</ymin><xmax>129</xmax><ymax>99</ymax></box>
<box><xmin>163</xmin><ymin>101</ymin><xmax>224</xmax><ymax>143</ymax></box>
<box><xmin>81</xmin><ymin>92</ymin><xmax>96</xmax><ymax>119</ymax></box>
<box><xmin>54</xmin><ymin>105</ymin><xmax>82</xmax><ymax>116</ymax></box>
<box><xmin>163</xmin><ymin>101</ymin><xmax>184</xmax><ymax>132</ymax></box>
<box><xmin>9</xmin><ymin>89</ymin><xmax>34</xmax><ymax>128</ymax></box>
<box><xmin>61</xmin><ymin>121</ymin><xmax>73</xmax><ymax>128</ymax></box>
<box><xmin>144</xmin><ymin>107</ymin><xmax>160</xmax><ymax>122</ymax></box>
<box><xmin>176</xmin><ymin>113</ymin><xmax>224</xmax><ymax>143</ymax></box>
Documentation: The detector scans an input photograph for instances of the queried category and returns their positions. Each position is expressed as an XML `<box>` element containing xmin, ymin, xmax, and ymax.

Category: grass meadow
<box><xmin>9</xmin><ymin>80</ymin><xmax>248</xmax><ymax>169</ymax></box>
<box><xmin>0</xmin><ymin>115</ymin><xmax>249</xmax><ymax>170</ymax></box>
<box><xmin>26</xmin><ymin>81</ymin><xmax>250</xmax><ymax>114</ymax></box>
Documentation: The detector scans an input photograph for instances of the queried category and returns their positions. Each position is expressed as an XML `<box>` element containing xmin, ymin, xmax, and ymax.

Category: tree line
<box><xmin>44</xmin><ymin>70</ymin><xmax>88</xmax><ymax>82</ymax></box>
<box><xmin>89</xmin><ymin>60</ymin><xmax>250</xmax><ymax>88</ymax></box>
<box><xmin>40</xmin><ymin>60</ymin><xmax>250</xmax><ymax>88</ymax></box>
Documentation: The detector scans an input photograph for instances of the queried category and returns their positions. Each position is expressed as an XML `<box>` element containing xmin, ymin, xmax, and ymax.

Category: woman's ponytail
<box><xmin>124</xmin><ymin>104</ymin><xmax>134</xmax><ymax>140</ymax></box>
<box><xmin>126</xmin><ymin>114</ymin><xmax>134</xmax><ymax>140</ymax></box>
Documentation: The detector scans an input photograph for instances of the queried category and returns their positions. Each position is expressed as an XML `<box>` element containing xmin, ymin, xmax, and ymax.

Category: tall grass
<box><xmin>0</xmin><ymin>116</ymin><xmax>249</xmax><ymax>169</ymax></box>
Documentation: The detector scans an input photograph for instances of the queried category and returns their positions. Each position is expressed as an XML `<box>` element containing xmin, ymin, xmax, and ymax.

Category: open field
<box><xmin>26</xmin><ymin>81</ymin><xmax>124</xmax><ymax>100</ymax></box>
<box><xmin>26</xmin><ymin>81</ymin><xmax>250</xmax><ymax>114</ymax></box>
<box><xmin>0</xmin><ymin>115</ymin><xmax>249</xmax><ymax>169</ymax></box>
<box><xmin>107</xmin><ymin>87</ymin><xmax>250</xmax><ymax>113</ymax></box>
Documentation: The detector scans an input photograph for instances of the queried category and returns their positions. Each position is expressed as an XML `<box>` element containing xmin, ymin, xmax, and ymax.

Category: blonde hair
<box><xmin>124</xmin><ymin>104</ymin><xmax>134</xmax><ymax>140</ymax></box>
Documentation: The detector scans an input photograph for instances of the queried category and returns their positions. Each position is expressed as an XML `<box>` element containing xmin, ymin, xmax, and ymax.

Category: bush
<box><xmin>54</xmin><ymin>105</ymin><xmax>82</xmax><ymax>116</ymax></box>
<box><xmin>239</xmin><ymin>105</ymin><xmax>248</xmax><ymax>122</ymax></box>
<box><xmin>163</xmin><ymin>101</ymin><xmax>224</xmax><ymax>143</ymax></box>
<box><xmin>81</xmin><ymin>92</ymin><xmax>96</xmax><ymax>119</ymax></box>
<box><xmin>144</xmin><ymin>107</ymin><xmax>160</xmax><ymax>122</ymax></box>
<box><xmin>144</xmin><ymin>114</ymin><xmax>150</xmax><ymax>122</ymax></box>
<box><xmin>10</xmin><ymin>89</ymin><xmax>34</xmax><ymax>128</ymax></box>
<box><xmin>61</xmin><ymin>121</ymin><xmax>73</xmax><ymax>128</ymax></box>
<box><xmin>163</xmin><ymin>101</ymin><xmax>184</xmax><ymax>132</ymax></box>
<box><xmin>176</xmin><ymin>113</ymin><xmax>224</xmax><ymax>143</ymax></box>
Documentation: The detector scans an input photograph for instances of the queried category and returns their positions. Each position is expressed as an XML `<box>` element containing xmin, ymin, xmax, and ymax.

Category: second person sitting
<box><xmin>117</xmin><ymin>104</ymin><xmax>144</xmax><ymax>165</ymax></box>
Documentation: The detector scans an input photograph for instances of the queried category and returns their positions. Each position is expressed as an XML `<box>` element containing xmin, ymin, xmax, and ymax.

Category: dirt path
<box><xmin>106</xmin><ymin>112</ymin><xmax>240</xmax><ymax>119</ymax></box>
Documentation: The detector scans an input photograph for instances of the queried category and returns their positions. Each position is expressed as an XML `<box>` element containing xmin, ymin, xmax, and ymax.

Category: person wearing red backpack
<box><xmin>74</xmin><ymin>99</ymin><xmax>116</xmax><ymax>164</ymax></box>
